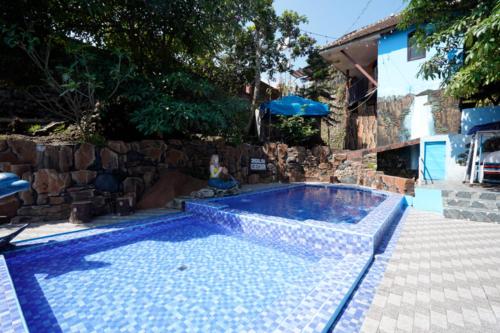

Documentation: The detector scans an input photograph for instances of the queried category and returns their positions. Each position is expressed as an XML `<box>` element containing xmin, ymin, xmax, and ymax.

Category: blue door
<box><xmin>424</xmin><ymin>141</ymin><xmax>446</xmax><ymax>180</ymax></box>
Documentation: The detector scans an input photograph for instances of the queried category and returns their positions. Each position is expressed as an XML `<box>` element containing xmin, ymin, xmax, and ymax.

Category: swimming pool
<box><xmin>2</xmin><ymin>214</ymin><xmax>369</xmax><ymax>333</ymax></box>
<box><xmin>213</xmin><ymin>185</ymin><xmax>386</xmax><ymax>223</ymax></box>
<box><xmin>1</xmin><ymin>184</ymin><xmax>406</xmax><ymax>333</ymax></box>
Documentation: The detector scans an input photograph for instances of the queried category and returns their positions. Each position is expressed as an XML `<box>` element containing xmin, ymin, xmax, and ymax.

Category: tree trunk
<box><xmin>246</xmin><ymin>32</ymin><xmax>262</xmax><ymax>134</ymax></box>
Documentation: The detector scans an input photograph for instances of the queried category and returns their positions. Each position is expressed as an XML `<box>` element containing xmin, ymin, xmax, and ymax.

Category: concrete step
<box><xmin>444</xmin><ymin>198</ymin><xmax>499</xmax><ymax>210</ymax></box>
<box><xmin>441</xmin><ymin>189</ymin><xmax>500</xmax><ymax>201</ymax></box>
<box><xmin>444</xmin><ymin>206</ymin><xmax>500</xmax><ymax>223</ymax></box>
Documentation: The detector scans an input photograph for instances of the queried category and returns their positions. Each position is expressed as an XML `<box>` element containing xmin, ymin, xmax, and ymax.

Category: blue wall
<box><xmin>376</xmin><ymin>28</ymin><xmax>460</xmax><ymax>147</ymax></box>
<box><xmin>377</xmin><ymin>29</ymin><xmax>441</xmax><ymax>98</ymax></box>
<box><xmin>461</xmin><ymin>106</ymin><xmax>500</xmax><ymax>134</ymax></box>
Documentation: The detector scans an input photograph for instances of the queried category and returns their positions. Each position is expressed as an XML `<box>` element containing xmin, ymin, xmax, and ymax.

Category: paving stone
<box><xmin>456</xmin><ymin>191</ymin><xmax>473</xmax><ymax>199</ymax></box>
<box><xmin>359</xmin><ymin>209</ymin><xmax>500</xmax><ymax>333</ymax></box>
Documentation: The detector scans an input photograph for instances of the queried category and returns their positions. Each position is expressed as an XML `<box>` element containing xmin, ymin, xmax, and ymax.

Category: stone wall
<box><xmin>0</xmin><ymin>138</ymin><xmax>414</xmax><ymax>223</ymax></box>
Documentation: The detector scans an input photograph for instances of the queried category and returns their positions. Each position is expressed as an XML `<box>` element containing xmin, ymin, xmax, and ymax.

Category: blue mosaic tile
<box><xmin>329</xmin><ymin>207</ymin><xmax>409</xmax><ymax>333</ymax></box>
<box><xmin>1</xmin><ymin>184</ymin><xmax>406</xmax><ymax>332</ymax></box>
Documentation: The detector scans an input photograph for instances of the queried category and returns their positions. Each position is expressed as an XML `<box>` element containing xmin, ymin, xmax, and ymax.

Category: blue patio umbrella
<box><xmin>259</xmin><ymin>95</ymin><xmax>329</xmax><ymax>117</ymax></box>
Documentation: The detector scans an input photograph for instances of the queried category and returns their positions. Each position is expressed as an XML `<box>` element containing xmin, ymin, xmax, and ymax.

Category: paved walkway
<box><xmin>0</xmin><ymin>208</ymin><xmax>178</xmax><ymax>241</ymax></box>
<box><xmin>361</xmin><ymin>209</ymin><xmax>500</xmax><ymax>333</ymax></box>
<box><xmin>0</xmin><ymin>183</ymin><xmax>288</xmax><ymax>242</ymax></box>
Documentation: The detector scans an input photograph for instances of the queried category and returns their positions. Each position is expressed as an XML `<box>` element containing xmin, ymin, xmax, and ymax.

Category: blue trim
<box><xmin>414</xmin><ymin>188</ymin><xmax>443</xmax><ymax>213</ymax></box>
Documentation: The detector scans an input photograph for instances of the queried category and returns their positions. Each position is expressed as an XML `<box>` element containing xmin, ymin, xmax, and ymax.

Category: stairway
<box><xmin>442</xmin><ymin>189</ymin><xmax>500</xmax><ymax>223</ymax></box>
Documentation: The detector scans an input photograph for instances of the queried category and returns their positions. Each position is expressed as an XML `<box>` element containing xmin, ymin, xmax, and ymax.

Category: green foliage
<box><xmin>400</xmin><ymin>0</ymin><xmax>500</xmax><ymax>104</ymax></box>
<box><xmin>1</xmin><ymin>23</ymin><xmax>133</xmax><ymax>140</ymax></box>
<box><xmin>274</xmin><ymin>116</ymin><xmax>319</xmax><ymax>146</ymax></box>
<box><xmin>212</xmin><ymin>2</ymin><xmax>316</xmax><ymax>131</ymax></box>
<box><xmin>301</xmin><ymin>48</ymin><xmax>345</xmax><ymax>101</ymax></box>
<box><xmin>27</xmin><ymin>124</ymin><xmax>41</xmax><ymax>135</ymax></box>
<box><xmin>129</xmin><ymin>72</ymin><xmax>249</xmax><ymax>139</ymax></box>
<box><xmin>83</xmin><ymin>133</ymin><xmax>106</xmax><ymax>147</ymax></box>
<box><xmin>0</xmin><ymin>0</ymin><xmax>316</xmax><ymax>140</ymax></box>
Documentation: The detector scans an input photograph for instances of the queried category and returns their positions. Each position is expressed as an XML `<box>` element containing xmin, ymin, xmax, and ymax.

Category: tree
<box><xmin>129</xmin><ymin>71</ymin><xmax>249</xmax><ymax>141</ymax></box>
<box><xmin>2</xmin><ymin>28</ymin><xmax>132</xmax><ymax>140</ymax></box>
<box><xmin>399</xmin><ymin>0</ymin><xmax>500</xmax><ymax>104</ymax></box>
<box><xmin>0</xmin><ymin>1</ymin><xmax>315</xmax><ymax>140</ymax></box>
<box><xmin>215</xmin><ymin>1</ymin><xmax>316</xmax><ymax>132</ymax></box>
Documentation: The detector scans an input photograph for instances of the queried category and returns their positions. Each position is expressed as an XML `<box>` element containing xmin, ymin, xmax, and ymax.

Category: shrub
<box><xmin>274</xmin><ymin>116</ymin><xmax>320</xmax><ymax>146</ymax></box>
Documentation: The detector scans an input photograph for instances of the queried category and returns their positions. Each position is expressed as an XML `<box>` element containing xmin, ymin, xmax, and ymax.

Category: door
<box><xmin>424</xmin><ymin>141</ymin><xmax>446</xmax><ymax>180</ymax></box>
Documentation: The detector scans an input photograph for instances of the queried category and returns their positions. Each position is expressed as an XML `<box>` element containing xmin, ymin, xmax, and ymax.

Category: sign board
<box><xmin>250</xmin><ymin>158</ymin><xmax>266</xmax><ymax>171</ymax></box>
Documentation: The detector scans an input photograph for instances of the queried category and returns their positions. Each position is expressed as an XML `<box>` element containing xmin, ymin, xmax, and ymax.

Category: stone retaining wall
<box><xmin>0</xmin><ymin>138</ymin><xmax>414</xmax><ymax>223</ymax></box>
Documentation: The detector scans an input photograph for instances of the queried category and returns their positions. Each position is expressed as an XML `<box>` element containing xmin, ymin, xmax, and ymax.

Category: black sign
<box><xmin>250</xmin><ymin>158</ymin><xmax>266</xmax><ymax>171</ymax></box>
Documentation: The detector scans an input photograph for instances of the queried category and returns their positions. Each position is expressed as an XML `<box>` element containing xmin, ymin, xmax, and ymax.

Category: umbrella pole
<box><xmin>268</xmin><ymin>111</ymin><xmax>271</xmax><ymax>142</ymax></box>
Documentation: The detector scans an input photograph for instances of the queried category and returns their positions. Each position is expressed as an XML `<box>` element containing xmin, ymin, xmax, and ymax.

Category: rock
<box><xmin>33</xmin><ymin>169</ymin><xmax>71</xmax><ymax>195</ymax></box>
<box><xmin>0</xmin><ymin>140</ymin><xmax>7</xmax><ymax>152</ymax></box>
<box><xmin>142</xmin><ymin>171</ymin><xmax>156</xmax><ymax>188</ymax></box>
<box><xmin>248</xmin><ymin>173</ymin><xmax>260</xmax><ymax>184</ymax></box>
<box><xmin>32</xmin><ymin>121</ymin><xmax>65</xmax><ymax>136</ymax></box>
<box><xmin>10</xmin><ymin>164</ymin><xmax>31</xmax><ymax>177</ymax></box>
<box><xmin>332</xmin><ymin>153</ymin><xmax>347</xmax><ymax>162</ymax></box>
<box><xmin>69</xmin><ymin>201</ymin><xmax>93</xmax><ymax>223</ymax></box>
<box><xmin>95</xmin><ymin>173</ymin><xmax>121</xmax><ymax>192</ymax></box>
<box><xmin>9</xmin><ymin>140</ymin><xmax>37</xmax><ymax>164</ymax></box>
<box><xmin>38</xmin><ymin>145</ymin><xmax>73</xmax><ymax>171</ymax></box>
<box><xmin>0</xmin><ymin>162</ymin><xmax>11</xmax><ymax>172</ymax></box>
<box><xmin>267</xmin><ymin>163</ymin><xmax>277</xmax><ymax>175</ymax></box>
<box><xmin>100</xmin><ymin>147</ymin><xmax>119</xmax><ymax>170</ymax></box>
<box><xmin>107</xmin><ymin>140</ymin><xmax>129</xmax><ymax>154</ymax></box>
<box><xmin>18</xmin><ymin>172</ymin><xmax>34</xmax><ymax>205</ymax></box>
<box><xmin>71</xmin><ymin>170</ymin><xmax>97</xmax><ymax>185</ymax></box>
<box><xmin>312</xmin><ymin>146</ymin><xmax>331</xmax><ymax>162</ymax></box>
<box><xmin>140</xmin><ymin>140</ymin><xmax>166</xmax><ymax>162</ymax></box>
<box><xmin>122</xmin><ymin>177</ymin><xmax>145</xmax><ymax>197</ymax></box>
<box><xmin>191</xmin><ymin>188</ymin><xmax>215</xmax><ymax>199</ymax></box>
<box><xmin>318</xmin><ymin>162</ymin><xmax>331</xmax><ymax>170</ymax></box>
<box><xmin>49</xmin><ymin>196</ymin><xmax>66</xmax><ymax>205</ymax></box>
<box><xmin>36</xmin><ymin>194</ymin><xmax>49</xmax><ymax>205</ymax></box>
<box><xmin>16</xmin><ymin>204</ymin><xmax>71</xmax><ymax>220</ymax></box>
<box><xmin>165</xmin><ymin>149</ymin><xmax>187</xmax><ymax>167</ymax></box>
<box><xmin>277</xmin><ymin>144</ymin><xmax>288</xmax><ymax>160</ymax></box>
<box><xmin>126</xmin><ymin>150</ymin><xmax>144</xmax><ymax>163</ymax></box>
<box><xmin>0</xmin><ymin>196</ymin><xmax>20</xmax><ymax>219</ymax></box>
<box><xmin>128</xmin><ymin>166</ymin><xmax>156</xmax><ymax>176</ymax></box>
<box><xmin>75</xmin><ymin>143</ymin><xmax>96</xmax><ymax>170</ymax></box>
<box><xmin>0</xmin><ymin>149</ymin><xmax>18</xmax><ymax>163</ymax></box>
<box><xmin>68</xmin><ymin>188</ymin><xmax>95</xmax><ymax>201</ymax></box>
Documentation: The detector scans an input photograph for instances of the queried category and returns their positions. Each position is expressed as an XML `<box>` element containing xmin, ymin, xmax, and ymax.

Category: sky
<box><xmin>270</xmin><ymin>0</ymin><xmax>407</xmax><ymax>84</ymax></box>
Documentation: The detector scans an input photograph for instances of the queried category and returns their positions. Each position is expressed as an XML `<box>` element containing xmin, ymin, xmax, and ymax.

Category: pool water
<box><xmin>215</xmin><ymin>186</ymin><xmax>386</xmax><ymax>223</ymax></box>
<box><xmin>7</xmin><ymin>217</ymin><xmax>342</xmax><ymax>332</ymax></box>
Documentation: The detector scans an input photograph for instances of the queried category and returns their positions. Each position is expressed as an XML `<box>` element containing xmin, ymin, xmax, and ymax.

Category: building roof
<box><xmin>320</xmin><ymin>14</ymin><xmax>400</xmax><ymax>51</ymax></box>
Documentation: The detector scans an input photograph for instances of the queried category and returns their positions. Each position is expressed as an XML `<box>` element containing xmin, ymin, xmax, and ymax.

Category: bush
<box><xmin>129</xmin><ymin>72</ymin><xmax>249</xmax><ymax>139</ymax></box>
<box><xmin>274</xmin><ymin>116</ymin><xmax>320</xmax><ymax>146</ymax></box>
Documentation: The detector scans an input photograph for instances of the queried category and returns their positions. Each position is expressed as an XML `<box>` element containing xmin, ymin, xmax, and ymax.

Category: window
<box><xmin>407</xmin><ymin>31</ymin><xmax>426</xmax><ymax>61</ymax></box>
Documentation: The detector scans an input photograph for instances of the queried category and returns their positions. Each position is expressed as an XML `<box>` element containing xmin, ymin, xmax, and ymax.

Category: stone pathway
<box><xmin>0</xmin><ymin>208</ymin><xmax>178</xmax><ymax>241</ymax></box>
<box><xmin>0</xmin><ymin>183</ymin><xmax>289</xmax><ymax>242</ymax></box>
<box><xmin>360</xmin><ymin>209</ymin><xmax>500</xmax><ymax>333</ymax></box>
